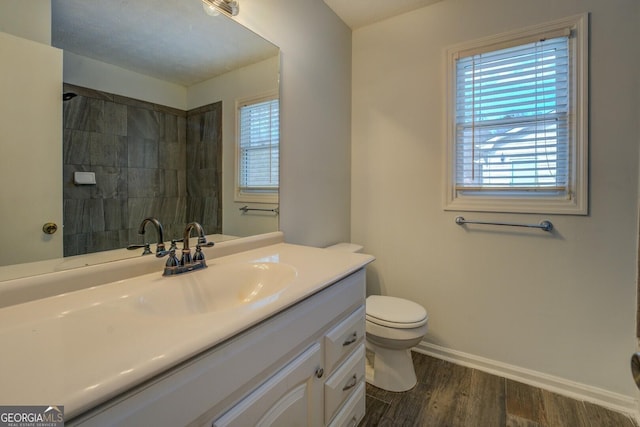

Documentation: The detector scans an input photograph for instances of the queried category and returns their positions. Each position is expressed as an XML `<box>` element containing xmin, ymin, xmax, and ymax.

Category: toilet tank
<box><xmin>325</xmin><ymin>243</ymin><xmax>364</xmax><ymax>253</ymax></box>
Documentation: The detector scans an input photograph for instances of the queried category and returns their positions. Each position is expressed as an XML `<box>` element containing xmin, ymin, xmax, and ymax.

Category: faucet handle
<box><xmin>156</xmin><ymin>244</ymin><xmax>176</xmax><ymax>258</ymax></box>
<box><xmin>165</xmin><ymin>248</ymin><xmax>180</xmax><ymax>268</ymax></box>
<box><xmin>127</xmin><ymin>243</ymin><xmax>152</xmax><ymax>255</ymax></box>
<box><xmin>194</xmin><ymin>245</ymin><xmax>205</xmax><ymax>262</ymax></box>
<box><xmin>169</xmin><ymin>239</ymin><xmax>183</xmax><ymax>251</ymax></box>
<box><xmin>196</xmin><ymin>235</ymin><xmax>215</xmax><ymax>247</ymax></box>
<box><xmin>193</xmin><ymin>240</ymin><xmax>214</xmax><ymax>262</ymax></box>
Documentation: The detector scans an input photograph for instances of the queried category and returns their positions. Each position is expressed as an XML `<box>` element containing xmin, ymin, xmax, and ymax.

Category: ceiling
<box><xmin>323</xmin><ymin>0</ymin><xmax>444</xmax><ymax>29</ymax></box>
<box><xmin>51</xmin><ymin>0</ymin><xmax>440</xmax><ymax>85</ymax></box>
<box><xmin>51</xmin><ymin>0</ymin><xmax>278</xmax><ymax>86</ymax></box>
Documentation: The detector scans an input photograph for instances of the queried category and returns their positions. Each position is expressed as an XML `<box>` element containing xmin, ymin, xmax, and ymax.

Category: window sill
<box><xmin>234</xmin><ymin>191</ymin><xmax>279</xmax><ymax>204</ymax></box>
<box><xmin>444</xmin><ymin>194</ymin><xmax>587</xmax><ymax>215</ymax></box>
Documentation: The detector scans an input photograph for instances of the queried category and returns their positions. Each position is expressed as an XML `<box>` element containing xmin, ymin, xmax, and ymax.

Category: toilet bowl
<box><xmin>325</xmin><ymin>243</ymin><xmax>429</xmax><ymax>392</ymax></box>
<box><xmin>365</xmin><ymin>295</ymin><xmax>428</xmax><ymax>392</ymax></box>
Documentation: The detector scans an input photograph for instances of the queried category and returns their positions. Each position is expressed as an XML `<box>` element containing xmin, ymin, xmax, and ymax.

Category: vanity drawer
<box><xmin>324</xmin><ymin>344</ymin><xmax>365</xmax><ymax>423</ymax></box>
<box><xmin>327</xmin><ymin>382</ymin><xmax>365</xmax><ymax>427</ymax></box>
<box><xmin>324</xmin><ymin>306</ymin><xmax>365</xmax><ymax>373</ymax></box>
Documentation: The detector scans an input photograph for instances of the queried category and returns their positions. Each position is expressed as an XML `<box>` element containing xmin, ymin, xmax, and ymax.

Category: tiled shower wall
<box><xmin>62</xmin><ymin>83</ymin><xmax>221</xmax><ymax>257</ymax></box>
<box><xmin>185</xmin><ymin>103</ymin><xmax>222</xmax><ymax>241</ymax></box>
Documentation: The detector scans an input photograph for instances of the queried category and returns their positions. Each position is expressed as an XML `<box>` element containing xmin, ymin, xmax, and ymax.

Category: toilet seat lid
<box><xmin>366</xmin><ymin>295</ymin><xmax>428</xmax><ymax>328</ymax></box>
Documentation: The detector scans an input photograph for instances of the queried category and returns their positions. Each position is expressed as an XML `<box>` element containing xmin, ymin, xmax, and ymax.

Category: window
<box><xmin>445</xmin><ymin>14</ymin><xmax>588</xmax><ymax>214</ymax></box>
<box><xmin>236</xmin><ymin>93</ymin><xmax>279</xmax><ymax>203</ymax></box>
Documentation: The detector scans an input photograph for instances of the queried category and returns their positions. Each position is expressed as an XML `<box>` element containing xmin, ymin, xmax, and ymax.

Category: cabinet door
<box><xmin>213</xmin><ymin>343</ymin><xmax>322</xmax><ymax>427</ymax></box>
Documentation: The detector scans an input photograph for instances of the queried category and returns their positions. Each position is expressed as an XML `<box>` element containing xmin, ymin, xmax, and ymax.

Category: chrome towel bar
<box><xmin>239</xmin><ymin>205</ymin><xmax>279</xmax><ymax>215</ymax></box>
<box><xmin>455</xmin><ymin>216</ymin><xmax>553</xmax><ymax>232</ymax></box>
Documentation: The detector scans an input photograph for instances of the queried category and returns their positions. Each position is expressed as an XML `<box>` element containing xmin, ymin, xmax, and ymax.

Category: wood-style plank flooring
<box><xmin>359</xmin><ymin>352</ymin><xmax>637</xmax><ymax>427</ymax></box>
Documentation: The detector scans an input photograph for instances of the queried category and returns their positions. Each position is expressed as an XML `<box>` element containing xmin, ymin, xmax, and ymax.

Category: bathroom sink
<box><xmin>123</xmin><ymin>262</ymin><xmax>297</xmax><ymax>317</ymax></box>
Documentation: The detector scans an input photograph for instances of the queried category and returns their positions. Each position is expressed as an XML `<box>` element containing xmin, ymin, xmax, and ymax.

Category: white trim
<box><xmin>234</xmin><ymin>191</ymin><xmax>279</xmax><ymax>204</ymax></box>
<box><xmin>450</xmin><ymin>14</ymin><xmax>585</xmax><ymax>59</ymax></box>
<box><xmin>443</xmin><ymin>13</ymin><xmax>589</xmax><ymax>215</ymax></box>
<box><xmin>414</xmin><ymin>341</ymin><xmax>638</xmax><ymax>417</ymax></box>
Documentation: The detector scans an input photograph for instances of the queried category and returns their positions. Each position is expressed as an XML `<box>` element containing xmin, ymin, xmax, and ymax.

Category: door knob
<box><xmin>42</xmin><ymin>222</ymin><xmax>58</xmax><ymax>235</ymax></box>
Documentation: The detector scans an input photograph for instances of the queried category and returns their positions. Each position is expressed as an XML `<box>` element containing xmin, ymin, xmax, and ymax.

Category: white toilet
<box><xmin>325</xmin><ymin>243</ymin><xmax>429</xmax><ymax>392</ymax></box>
<box><xmin>365</xmin><ymin>295</ymin><xmax>428</xmax><ymax>392</ymax></box>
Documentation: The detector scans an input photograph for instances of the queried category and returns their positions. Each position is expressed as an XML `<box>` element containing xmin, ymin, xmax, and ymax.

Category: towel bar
<box><xmin>455</xmin><ymin>216</ymin><xmax>553</xmax><ymax>232</ymax></box>
<box><xmin>239</xmin><ymin>205</ymin><xmax>279</xmax><ymax>215</ymax></box>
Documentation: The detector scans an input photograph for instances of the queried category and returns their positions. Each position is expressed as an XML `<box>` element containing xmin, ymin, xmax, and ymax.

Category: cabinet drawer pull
<box><xmin>342</xmin><ymin>332</ymin><xmax>358</xmax><ymax>346</ymax></box>
<box><xmin>342</xmin><ymin>374</ymin><xmax>357</xmax><ymax>391</ymax></box>
<box><xmin>315</xmin><ymin>367</ymin><xmax>324</xmax><ymax>379</ymax></box>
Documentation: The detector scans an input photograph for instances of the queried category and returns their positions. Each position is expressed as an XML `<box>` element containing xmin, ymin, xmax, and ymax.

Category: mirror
<box><xmin>0</xmin><ymin>0</ymin><xmax>279</xmax><ymax>280</ymax></box>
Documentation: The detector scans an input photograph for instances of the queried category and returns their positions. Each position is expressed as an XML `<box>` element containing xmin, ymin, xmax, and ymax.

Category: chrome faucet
<box><xmin>157</xmin><ymin>222</ymin><xmax>214</xmax><ymax>276</ymax></box>
<box><xmin>127</xmin><ymin>217</ymin><xmax>166</xmax><ymax>255</ymax></box>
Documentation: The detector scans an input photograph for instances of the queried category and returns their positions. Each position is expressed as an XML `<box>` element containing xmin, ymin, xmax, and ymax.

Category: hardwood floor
<box><xmin>358</xmin><ymin>352</ymin><xmax>637</xmax><ymax>427</ymax></box>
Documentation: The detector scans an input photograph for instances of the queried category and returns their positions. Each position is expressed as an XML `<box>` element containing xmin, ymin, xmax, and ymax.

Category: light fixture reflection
<box><xmin>202</xmin><ymin>2</ymin><xmax>220</xmax><ymax>16</ymax></box>
<box><xmin>201</xmin><ymin>0</ymin><xmax>239</xmax><ymax>17</ymax></box>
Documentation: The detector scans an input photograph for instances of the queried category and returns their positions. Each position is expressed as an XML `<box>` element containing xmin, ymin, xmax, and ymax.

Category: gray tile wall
<box><xmin>186</xmin><ymin>103</ymin><xmax>222</xmax><ymax>239</ymax></box>
<box><xmin>62</xmin><ymin>84</ymin><xmax>222</xmax><ymax>257</ymax></box>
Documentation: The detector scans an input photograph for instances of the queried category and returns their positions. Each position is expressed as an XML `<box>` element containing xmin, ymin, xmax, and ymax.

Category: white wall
<box><xmin>188</xmin><ymin>56</ymin><xmax>280</xmax><ymax>237</ymax></box>
<box><xmin>352</xmin><ymin>0</ymin><xmax>640</xmax><ymax>405</ymax></box>
<box><xmin>0</xmin><ymin>0</ymin><xmax>50</xmax><ymax>45</ymax></box>
<box><xmin>63</xmin><ymin>52</ymin><xmax>187</xmax><ymax>110</ymax></box>
<box><xmin>235</xmin><ymin>0</ymin><xmax>353</xmax><ymax>247</ymax></box>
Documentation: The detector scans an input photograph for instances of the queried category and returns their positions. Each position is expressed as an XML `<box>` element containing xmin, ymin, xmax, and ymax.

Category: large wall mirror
<box><xmin>0</xmin><ymin>0</ymin><xmax>279</xmax><ymax>280</ymax></box>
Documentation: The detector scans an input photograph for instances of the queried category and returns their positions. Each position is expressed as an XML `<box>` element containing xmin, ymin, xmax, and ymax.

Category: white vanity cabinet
<box><xmin>69</xmin><ymin>269</ymin><xmax>367</xmax><ymax>427</ymax></box>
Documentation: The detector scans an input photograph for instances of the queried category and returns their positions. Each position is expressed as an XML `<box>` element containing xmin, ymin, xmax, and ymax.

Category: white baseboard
<box><xmin>414</xmin><ymin>341</ymin><xmax>638</xmax><ymax>418</ymax></box>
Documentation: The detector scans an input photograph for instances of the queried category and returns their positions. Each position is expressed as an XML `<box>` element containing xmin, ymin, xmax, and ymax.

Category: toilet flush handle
<box><xmin>631</xmin><ymin>353</ymin><xmax>640</xmax><ymax>389</ymax></box>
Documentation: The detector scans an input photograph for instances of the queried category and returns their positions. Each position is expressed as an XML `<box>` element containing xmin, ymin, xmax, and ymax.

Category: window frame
<box><xmin>443</xmin><ymin>14</ymin><xmax>588</xmax><ymax>215</ymax></box>
<box><xmin>234</xmin><ymin>91</ymin><xmax>280</xmax><ymax>204</ymax></box>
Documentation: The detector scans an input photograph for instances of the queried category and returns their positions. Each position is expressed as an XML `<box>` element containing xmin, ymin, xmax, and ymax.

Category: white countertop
<box><xmin>0</xmin><ymin>242</ymin><xmax>374</xmax><ymax>419</ymax></box>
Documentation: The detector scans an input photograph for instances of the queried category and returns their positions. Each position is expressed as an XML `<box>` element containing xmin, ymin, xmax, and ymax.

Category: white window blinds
<box><xmin>238</xmin><ymin>98</ymin><xmax>279</xmax><ymax>193</ymax></box>
<box><xmin>454</xmin><ymin>35</ymin><xmax>570</xmax><ymax>195</ymax></box>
